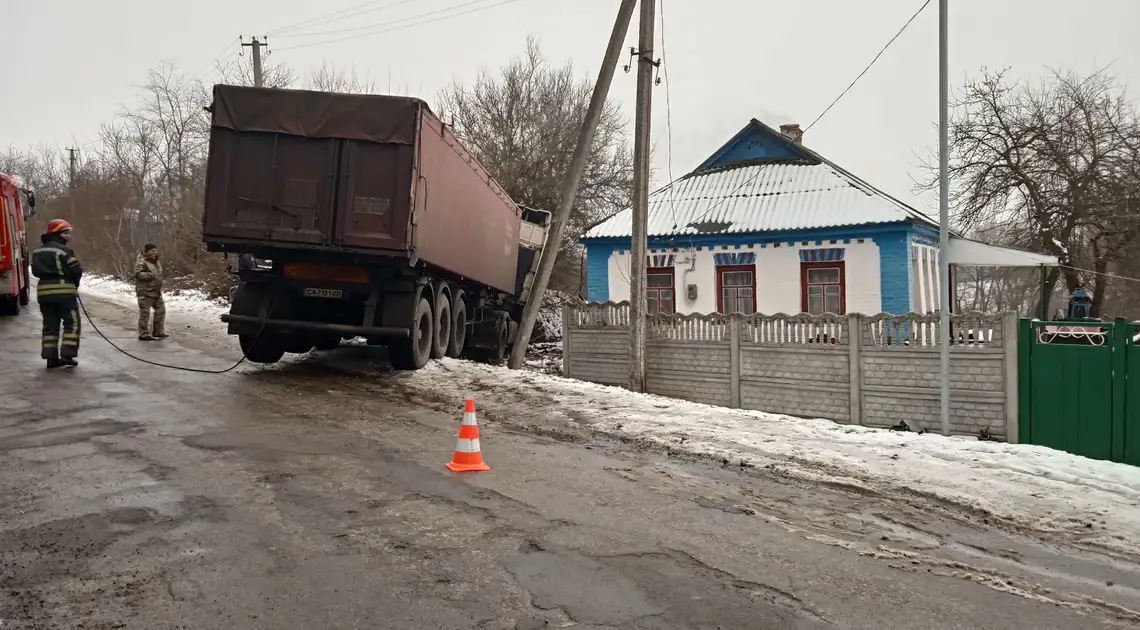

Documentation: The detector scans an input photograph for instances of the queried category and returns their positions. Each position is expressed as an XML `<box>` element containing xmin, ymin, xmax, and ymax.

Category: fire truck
<box><xmin>0</xmin><ymin>172</ymin><xmax>36</xmax><ymax>315</ymax></box>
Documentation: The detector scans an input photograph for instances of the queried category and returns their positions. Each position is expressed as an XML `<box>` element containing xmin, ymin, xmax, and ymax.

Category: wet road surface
<box><xmin>1</xmin><ymin>294</ymin><xmax>1137</xmax><ymax>629</ymax></box>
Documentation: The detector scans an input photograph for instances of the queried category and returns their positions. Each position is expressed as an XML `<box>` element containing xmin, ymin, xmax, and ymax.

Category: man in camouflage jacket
<box><xmin>134</xmin><ymin>243</ymin><xmax>167</xmax><ymax>341</ymax></box>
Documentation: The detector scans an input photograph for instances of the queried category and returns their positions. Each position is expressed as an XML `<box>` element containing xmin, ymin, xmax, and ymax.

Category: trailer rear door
<box><xmin>204</xmin><ymin>130</ymin><xmax>338</xmax><ymax>245</ymax></box>
<box><xmin>333</xmin><ymin>140</ymin><xmax>414</xmax><ymax>251</ymax></box>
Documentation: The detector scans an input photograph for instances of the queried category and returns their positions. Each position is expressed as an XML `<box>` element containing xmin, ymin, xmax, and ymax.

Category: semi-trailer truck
<box><xmin>201</xmin><ymin>84</ymin><xmax>550</xmax><ymax>369</ymax></box>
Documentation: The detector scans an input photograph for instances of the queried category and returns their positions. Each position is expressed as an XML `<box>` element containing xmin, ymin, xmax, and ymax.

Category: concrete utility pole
<box><xmin>507</xmin><ymin>0</ymin><xmax>639</xmax><ymax>370</ymax></box>
<box><xmin>241</xmin><ymin>36</ymin><xmax>268</xmax><ymax>88</ymax></box>
<box><xmin>67</xmin><ymin>147</ymin><xmax>78</xmax><ymax>216</ymax></box>
<box><xmin>628</xmin><ymin>0</ymin><xmax>656</xmax><ymax>393</ymax></box>
<box><xmin>66</xmin><ymin>148</ymin><xmax>78</xmax><ymax>190</ymax></box>
<box><xmin>938</xmin><ymin>0</ymin><xmax>952</xmax><ymax>437</ymax></box>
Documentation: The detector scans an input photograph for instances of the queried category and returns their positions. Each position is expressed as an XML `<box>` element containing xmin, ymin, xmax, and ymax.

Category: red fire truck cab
<box><xmin>0</xmin><ymin>172</ymin><xmax>36</xmax><ymax>315</ymax></box>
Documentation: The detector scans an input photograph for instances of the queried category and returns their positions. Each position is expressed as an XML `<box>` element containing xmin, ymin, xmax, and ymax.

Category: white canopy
<box><xmin>946</xmin><ymin>237</ymin><xmax>1058</xmax><ymax>267</ymax></box>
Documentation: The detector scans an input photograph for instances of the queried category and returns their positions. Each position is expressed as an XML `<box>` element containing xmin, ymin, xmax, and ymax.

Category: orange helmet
<box><xmin>46</xmin><ymin>219</ymin><xmax>72</xmax><ymax>234</ymax></box>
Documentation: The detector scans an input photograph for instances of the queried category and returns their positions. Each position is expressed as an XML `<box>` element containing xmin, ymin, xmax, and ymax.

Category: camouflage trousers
<box><xmin>137</xmin><ymin>294</ymin><xmax>166</xmax><ymax>337</ymax></box>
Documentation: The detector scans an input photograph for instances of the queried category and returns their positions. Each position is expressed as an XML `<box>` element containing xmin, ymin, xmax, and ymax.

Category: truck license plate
<box><xmin>302</xmin><ymin>287</ymin><xmax>343</xmax><ymax>299</ymax></box>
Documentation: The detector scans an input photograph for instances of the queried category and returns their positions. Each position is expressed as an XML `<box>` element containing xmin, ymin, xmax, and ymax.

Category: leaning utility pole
<box><xmin>241</xmin><ymin>36</ymin><xmax>268</xmax><ymax>87</ymax></box>
<box><xmin>506</xmin><ymin>0</ymin><xmax>639</xmax><ymax>370</ymax></box>
<box><xmin>937</xmin><ymin>0</ymin><xmax>952</xmax><ymax>437</ymax></box>
<box><xmin>627</xmin><ymin>0</ymin><xmax>656</xmax><ymax>393</ymax></box>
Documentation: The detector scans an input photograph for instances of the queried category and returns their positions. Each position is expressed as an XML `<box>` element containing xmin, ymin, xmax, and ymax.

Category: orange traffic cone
<box><xmin>446</xmin><ymin>399</ymin><xmax>491</xmax><ymax>473</ymax></box>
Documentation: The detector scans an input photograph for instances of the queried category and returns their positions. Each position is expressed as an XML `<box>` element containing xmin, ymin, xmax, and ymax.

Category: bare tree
<box><xmin>214</xmin><ymin>53</ymin><xmax>296</xmax><ymax>89</ymax></box>
<box><xmin>925</xmin><ymin>67</ymin><xmax>1140</xmax><ymax>317</ymax></box>
<box><xmin>437</xmin><ymin>36</ymin><xmax>634</xmax><ymax>295</ymax></box>
<box><xmin>306</xmin><ymin>62</ymin><xmax>381</xmax><ymax>94</ymax></box>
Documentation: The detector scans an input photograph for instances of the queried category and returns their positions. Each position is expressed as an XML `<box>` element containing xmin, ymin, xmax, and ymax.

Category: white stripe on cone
<box><xmin>455</xmin><ymin>438</ymin><xmax>481</xmax><ymax>453</ymax></box>
<box><xmin>461</xmin><ymin>412</ymin><xmax>478</xmax><ymax>426</ymax></box>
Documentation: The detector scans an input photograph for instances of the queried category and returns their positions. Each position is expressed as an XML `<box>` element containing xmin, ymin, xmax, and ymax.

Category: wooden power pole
<box><xmin>628</xmin><ymin>0</ymin><xmax>657</xmax><ymax>392</ymax></box>
<box><xmin>507</xmin><ymin>0</ymin><xmax>639</xmax><ymax>369</ymax></box>
<box><xmin>241</xmin><ymin>36</ymin><xmax>268</xmax><ymax>87</ymax></box>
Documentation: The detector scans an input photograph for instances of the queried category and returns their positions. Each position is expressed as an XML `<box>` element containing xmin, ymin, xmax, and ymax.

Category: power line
<box><xmin>269</xmin><ymin>0</ymin><xmax>418</xmax><ymax>37</ymax></box>
<box><xmin>191</xmin><ymin>38</ymin><xmax>241</xmax><ymax>81</ymax></box>
<box><xmin>804</xmin><ymin>0</ymin><xmax>932</xmax><ymax>133</ymax></box>
<box><xmin>1061</xmin><ymin>264</ymin><xmax>1140</xmax><ymax>285</ymax></box>
<box><xmin>280</xmin><ymin>0</ymin><xmax>503</xmax><ymax>40</ymax></box>
<box><xmin>658</xmin><ymin>0</ymin><xmax>681</xmax><ymax>233</ymax></box>
<box><xmin>275</xmin><ymin>0</ymin><xmax>528</xmax><ymax>52</ymax></box>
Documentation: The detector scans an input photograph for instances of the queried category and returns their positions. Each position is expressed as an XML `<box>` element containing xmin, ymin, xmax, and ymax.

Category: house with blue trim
<box><xmin>581</xmin><ymin>120</ymin><xmax>1053</xmax><ymax>316</ymax></box>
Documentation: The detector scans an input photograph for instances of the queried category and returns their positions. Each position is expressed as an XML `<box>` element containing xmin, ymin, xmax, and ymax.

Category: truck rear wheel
<box><xmin>18</xmin><ymin>279</ymin><xmax>29</xmax><ymax>306</ymax></box>
<box><xmin>240</xmin><ymin>333</ymin><xmax>285</xmax><ymax>364</ymax></box>
<box><xmin>491</xmin><ymin>321</ymin><xmax>508</xmax><ymax>363</ymax></box>
<box><xmin>390</xmin><ymin>296</ymin><xmax>432</xmax><ymax>370</ymax></box>
<box><xmin>283</xmin><ymin>335</ymin><xmax>314</xmax><ymax>354</ymax></box>
<box><xmin>446</xmin><ymin>291</ymin><xmax>467</xmax><ymax>358</ymax></box>
<box><xmin>431</xmin><ymin>291</ymin><xmax>451</xmax><ymax>360</ymax></box>
<box><xmin>469</xmin><ymin>314</ymin><xmax>508</xmax><ymax>364</ymax></box>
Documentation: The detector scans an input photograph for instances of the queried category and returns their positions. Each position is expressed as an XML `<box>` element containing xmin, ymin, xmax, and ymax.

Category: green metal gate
<box><xmin>1019</xmin><ymin>318</ymin><xmax>1140</xmax><ymax>465</ymax></box>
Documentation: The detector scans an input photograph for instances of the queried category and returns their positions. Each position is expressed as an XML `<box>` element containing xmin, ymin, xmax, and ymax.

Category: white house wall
<box><xmin>606</xmin><ymin>238</ymin><xmax>883</xmax><ymax>315</ymax></box>
<box><xmin>607</xmin><ymin>253</ymin><xmax>632</xmax><ymax>303</ymax></box>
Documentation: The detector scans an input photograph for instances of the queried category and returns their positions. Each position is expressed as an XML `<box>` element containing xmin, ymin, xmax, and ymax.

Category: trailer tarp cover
<box><xmin>210</xmin><ymin>84</ymin><xmax>420</xmax><ymax>144</ymax></box>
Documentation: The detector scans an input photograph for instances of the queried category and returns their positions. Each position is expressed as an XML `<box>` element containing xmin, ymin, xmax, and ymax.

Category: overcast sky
<box><xmin>4</xmin><ymin>0</ymin><xmax>1138</xmax><ymax>213</ymax></box>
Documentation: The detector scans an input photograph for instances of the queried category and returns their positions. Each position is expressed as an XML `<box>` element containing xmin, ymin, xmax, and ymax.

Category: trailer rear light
<box><xmin>284</xmin><ymin>263</ymin><xmax>369</xmax><ymax>284</ymax></box>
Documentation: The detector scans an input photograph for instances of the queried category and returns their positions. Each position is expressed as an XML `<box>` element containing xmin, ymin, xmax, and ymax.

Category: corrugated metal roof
<box><xmin>583</xmin><ymin>160</ymin><xmax>937</xmax><ymax>240</ymax></box>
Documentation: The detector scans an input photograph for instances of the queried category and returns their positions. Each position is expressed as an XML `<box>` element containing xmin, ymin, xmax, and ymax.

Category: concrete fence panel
<box><xmin>563</xmin><ymin>303</ymin><xmax>1020</xmax><ymax>442</ymax></box>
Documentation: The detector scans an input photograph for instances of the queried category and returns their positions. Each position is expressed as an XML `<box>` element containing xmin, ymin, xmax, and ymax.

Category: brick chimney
<box><xmin>779</xmin><ymin>123</ymin><xmax>803</xmax><ymax>145</ymax></box>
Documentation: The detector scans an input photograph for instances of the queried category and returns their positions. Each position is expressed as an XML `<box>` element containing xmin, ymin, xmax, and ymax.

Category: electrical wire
<box><xmin>658</xmin><ymin>0</ymin><xmax>682</xmax><ymax>236</ymax></box>
<box><xmin>280</xmin><ymin>0</ymin><xmax>482</xmax><ymax>38</ymax></box>
<box><xmin>668</xmin><ymin>161</ymin><xmax>773</xmax><ymax>234</ymax></box>
<box><xmin>191</xmin><ymin>38</ymin><xmax>241</xmax><ymax>81</ymax></box>
<box><xmin>269</xmin><ymin>0</ymin><xmax>417</xmax><ymax>37</ymax></box>
<box><xmin>75</xmin><ymin>293</ymin><xmax>275</xmax><ymax>374</ymax></box>
<box><xmin>1058</xmin><ymin>264</ymin><xmax>1140</xmax><ymax>284</ymax></box>
<box><xmin>665</xmin><ymin>2</ymin><xmax>935</xmax><ymax>241</ymax></box>
<box><xmin>804</xmin><ymin>0</ymin><xmax>932</xmax><ymax>133</ymax></box>
<box><xmin>275</xmin><ymin>0</ymin><xmax>528</xmax><ymax>52</ymax></box>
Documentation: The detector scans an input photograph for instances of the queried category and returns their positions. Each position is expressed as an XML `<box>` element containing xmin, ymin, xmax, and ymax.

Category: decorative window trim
<box><xmin>798</xmin><ymin>247</ymin><xmax>846</xmax><ymax>263</ymax></box>
<box><xmin>713</xmin><ymin>251</ymin><xmax>756</xmax><ymax>266</ymax></box>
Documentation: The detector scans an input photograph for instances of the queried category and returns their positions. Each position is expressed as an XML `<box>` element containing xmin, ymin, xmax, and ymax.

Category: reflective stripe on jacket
<box><xmin>31</xmin><ymin>241</ymin><xmax>83</xmax><ymax>297</ymax></box>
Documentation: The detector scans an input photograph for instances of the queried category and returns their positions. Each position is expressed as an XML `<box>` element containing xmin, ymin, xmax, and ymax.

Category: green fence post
<box><xmin>1112</xmin><ymin>317</ymin><xmax>1128</xmax><ymax>463</ymax></box>
<box><xmin>1018</xmin><ymin>318</ymin><xmax>1034</xmax><ymax>444</ymax></box>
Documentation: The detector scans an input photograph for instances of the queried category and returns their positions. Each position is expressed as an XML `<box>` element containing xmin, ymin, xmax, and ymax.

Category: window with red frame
<box><xmin>716</xmin><ymin>265</ymin><xmax>756</xmax><ymax>314</ymax></box>
<box><xmin>646</xmin><ymin>267</ymin><xmax>675</xmax><ymax>314</ymax></box>
<box><xmin>801</xmin><ymin>262</ymin><xmax>845</xmax><ymax>315</ymax></box>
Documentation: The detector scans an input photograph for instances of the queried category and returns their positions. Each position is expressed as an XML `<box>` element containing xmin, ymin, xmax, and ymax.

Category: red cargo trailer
<box><xmin>202</xmin><ymin>85</ymin><xmax>550</xmax><ymax>369</ymax></box>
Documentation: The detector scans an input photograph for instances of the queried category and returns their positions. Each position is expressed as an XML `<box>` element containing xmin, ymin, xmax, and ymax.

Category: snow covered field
<box><xmin>79</xmin><ymin>276</ymin><xmax>1140</xmax><ymax>557</ymax></box>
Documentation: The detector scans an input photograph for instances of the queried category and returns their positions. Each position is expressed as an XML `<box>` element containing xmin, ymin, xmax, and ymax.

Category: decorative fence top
<box><xmin>567</xmin><ymin>301</ymin><xmax>1009</xmax><ymax>349</ymax></box>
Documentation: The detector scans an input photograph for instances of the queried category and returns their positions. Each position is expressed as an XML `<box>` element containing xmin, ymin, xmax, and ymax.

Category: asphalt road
<box><xmin>1</xmin><ymin>293</ymin><xmax>1137</xmax><ymax>629</ymax></box>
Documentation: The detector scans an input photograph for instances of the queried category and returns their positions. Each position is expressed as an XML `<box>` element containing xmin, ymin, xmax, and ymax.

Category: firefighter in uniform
<box><xmin>31</xmin><ymin>219</ymin><xmax>83</xmax><ymax>368</ymax></box>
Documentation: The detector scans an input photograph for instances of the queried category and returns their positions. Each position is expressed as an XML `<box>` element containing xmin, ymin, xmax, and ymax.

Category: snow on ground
<box><xmin>411</xmin><ymin>359</ymin><xmax>1140</xmax><ymax>556</ymax></box>
<box><xmin>78</xmin><ymin>275</ymin><xmax>1140</xmax><ymax>555</ymax></box>
<box><xmin>81</xmin><ymin>276</ymin><xmax>229</xmax><ymax>320</ymax></box>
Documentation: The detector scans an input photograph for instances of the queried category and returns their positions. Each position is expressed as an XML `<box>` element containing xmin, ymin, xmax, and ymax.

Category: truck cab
<box><xmin>0</xmin><ymin>173</ymin><xmax>33</xmax><ymax>315</ymax></box>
